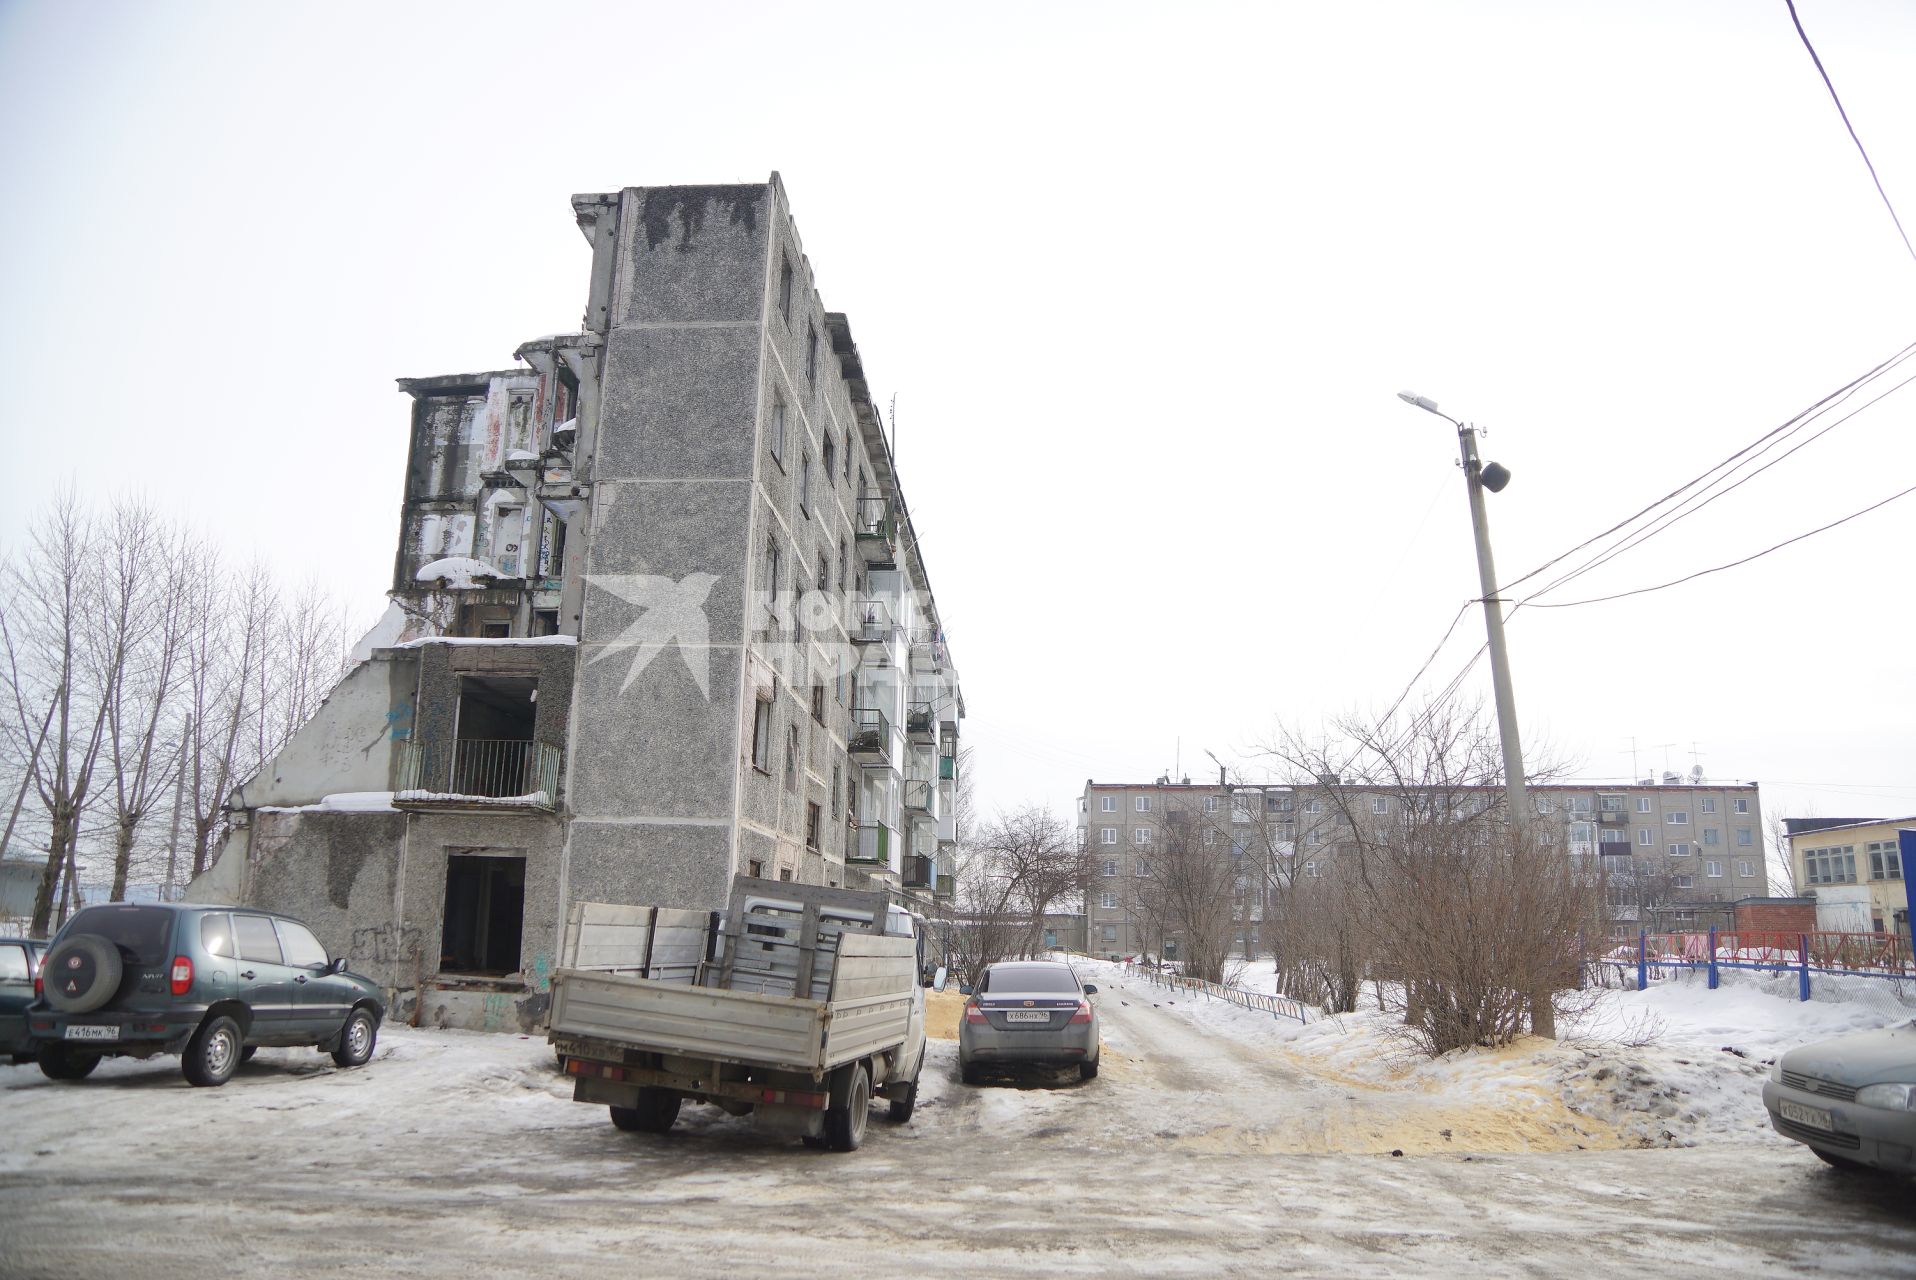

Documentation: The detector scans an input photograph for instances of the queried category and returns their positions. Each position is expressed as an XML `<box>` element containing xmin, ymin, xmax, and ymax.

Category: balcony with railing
<box><xmin>938</xmin><ymin>751</ymin><xmax>959</xmax><ymax>781</ymax></box>
<box><xmin>848</xmin><ymin>707</ymin><xmax>892</xmax><ymax>767</ymax></box>
<box><xmin>902</xmin><ymin>777</ymin><xmax>935</xmax><ymax>821</ymax></box>
<box><xmin>850</xmin><ymin>822</ymin><xmax>893</xmax><ymax>866</ymax></box>
<box><xmin>854</xmin><ymin>496</ymin><xmax>896</xmax><ymax>564</ymax></box>
<box><xmin>934</xmin><ymin>873</ymin><xmax>954</xmax><ymax>899</ymax></box>
<box><xmin>394</xmin><ymin>738</ymin><xmax>560</xmax><ymax>812</ymax></box>
<box><xmin>908</xmin><ymin>625</ymin><xmax>946</xmax><ymax>672</ymax></box>
<box><xmin>903</xmin><ymin>855</ymin><xmax>933</xmax><ymax>889</ymax></box>
<box><xmin>851</xmin><ymin>596</ymin><xmax>895</xmax><ymax>645</ymax></box>
<box><xmin>905</xmin><ymin>700</ymin><xmax>936</xmax><ymax>744</ymax></box>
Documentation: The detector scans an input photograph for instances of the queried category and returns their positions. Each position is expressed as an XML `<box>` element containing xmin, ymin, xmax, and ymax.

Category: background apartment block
<box><xmin>193</xmin><ymin>176</ymin><xmax>962</xmax><ymax>1029</ymax></box>
<box><xmin>1077</xmin><ymin>775</ymin><xmax>1765</xmax><ymax>960</ymax></box>
<box><xmin>1784</xmin><ymin>817</ymin><xmax>1912</xmax><ymax>939</ymax></box>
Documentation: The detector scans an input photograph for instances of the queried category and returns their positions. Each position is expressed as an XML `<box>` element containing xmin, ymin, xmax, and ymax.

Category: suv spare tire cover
<box><xmin>43</xmin><ymin>935</ymin><xmax>125</xmax><ymax>1013</ymax></box>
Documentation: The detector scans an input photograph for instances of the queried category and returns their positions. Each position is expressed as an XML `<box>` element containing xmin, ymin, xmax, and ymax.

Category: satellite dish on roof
<box><xmin>1690</xmin><ymin>765</ymin><xmax>1704</xmax><ymax>783</ymax></box>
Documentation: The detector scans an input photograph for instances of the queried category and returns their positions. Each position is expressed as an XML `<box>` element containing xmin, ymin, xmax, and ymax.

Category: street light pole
<box><xmin>1398</xmin><ymin>391</ymin><xmax>1553</xmax><ymax>1038</ymax></box>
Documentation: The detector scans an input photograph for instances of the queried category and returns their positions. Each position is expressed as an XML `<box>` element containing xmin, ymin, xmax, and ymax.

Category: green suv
<box><xmin>27</xmin><ymin>902</ymin><xmax>385</xmax><ymax>1087</ymax></box>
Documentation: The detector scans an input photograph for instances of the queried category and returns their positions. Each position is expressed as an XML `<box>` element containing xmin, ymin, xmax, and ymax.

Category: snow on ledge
<box><xmin>414</xmin><ymin>557</ymin><xmax>504</xmax><ymax>589</ymax></box>
<box><xmin>258</xmin><ymin>791</ymin><xmax>399</xmax><ymax>815</ymax></box>
<box><xmin>390</xmin><ymin>634</ymin><xmax>577</xmax><ymax>649</ymax></box>
<box><xmin>393</xmin><ymin>789</ymin><xmax>552</xmax><ymax>807</ymax></box>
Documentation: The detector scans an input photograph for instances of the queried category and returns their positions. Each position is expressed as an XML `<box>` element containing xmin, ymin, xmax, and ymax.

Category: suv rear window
<box><xmin>983</xmin><ymin>964</ymin><xmax>1081</xmax><ymax>994</ymax></box>
<box><xmin>63</xmin><ymin>906</ymin><xmax>174</xmax><ymax>965</ymax></box>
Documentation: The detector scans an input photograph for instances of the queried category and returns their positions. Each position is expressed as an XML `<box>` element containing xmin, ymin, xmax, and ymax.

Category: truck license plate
<box><xmin>1780</xmin><ymin>1099</ymin><xmax>1832</xmax><ymax>1132</ymax></box>
<box><xmin>64</xmin><ymin>1024</ymin><xmax>118</xmax><ymax>1041</ymax></box>
<box><xmin>1005</xmin><ymin>1011</ymin><xmax>1049</xmax><ymax>1023</ymax></box>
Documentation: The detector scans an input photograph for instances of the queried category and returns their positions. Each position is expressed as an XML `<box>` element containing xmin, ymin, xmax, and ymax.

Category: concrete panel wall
<box><xmin>242</xmin><ymin>810</ymin><xmax>407</xmax><ymax>985</ymax></box>
<box><xmin>232</xmin><ymin>654</ymin><xmax>417</xmax><ymax>809</ymax></box>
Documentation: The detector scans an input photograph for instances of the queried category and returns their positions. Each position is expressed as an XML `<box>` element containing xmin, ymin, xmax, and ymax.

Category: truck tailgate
<box><xmin>550</xmin><ymin>969</ymin><xmax>831</xmax><ymax>1073</ymax></box>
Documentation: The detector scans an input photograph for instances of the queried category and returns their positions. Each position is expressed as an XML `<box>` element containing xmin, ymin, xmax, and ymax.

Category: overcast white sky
<box><xmin>3</xmin><ymin>0</ymin><xmax>1912</xmax><ymax>837</ymax></box>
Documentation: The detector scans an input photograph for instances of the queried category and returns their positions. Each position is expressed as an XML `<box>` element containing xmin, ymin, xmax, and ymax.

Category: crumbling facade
<box><xmin>195</xmin><ymin>176</ymin><xmax>963</xmax><ymax>1030</ymax></box>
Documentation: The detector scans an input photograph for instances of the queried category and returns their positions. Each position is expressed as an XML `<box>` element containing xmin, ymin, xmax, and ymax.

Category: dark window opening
<box><xmin>752</xmin><ymin>696</ymin><xmax>773</xmax><ymax>774</ymax></box>
<box><xmin>748</xmin><ymin>859</ymin><xmax>764</xmax><ymax>878</ymax></box>
<box><xmin>533</xmin><ymin>609</ymin><xmax>560</xmax><ymax>637</ymax></box>
<box><xmin>454</xmin><ymin>675</ymin><xmax>538</xmax><ymax>797</ymax></box>
<box><xmin>442</xmin><ymin>853</ymin><xmax>525</xmax><ymax>976</ymax></box>
<box><xmin>480</xmin><ymin>622</ymin><xmax>511</xmax><ymax>639</ymax></box>
<box><xmin>779</xmin><ymin>258</ymin><xmax>794</xmax><ymax>321</ymax></box>
<box><xmin>806</xmin><ymin>802</ymin><xmax>821</xmax><ymax>850</ymax></box>
<box><xmin>806</xmin><ymin>322</ymin><xmax>818</xmax><ymax>384</ymax></box>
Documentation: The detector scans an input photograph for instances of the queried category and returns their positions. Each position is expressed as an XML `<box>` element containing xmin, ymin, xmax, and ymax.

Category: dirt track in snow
<box><xmin>2</xmin><ymin>976</ymin><xmax>1913</xmax><ymax>1278</ymax></box>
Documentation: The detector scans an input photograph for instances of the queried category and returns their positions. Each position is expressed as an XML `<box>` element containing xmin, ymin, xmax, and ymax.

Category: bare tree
<box><xmin>1126</xmin><ymin>797</ymin><xmax>1252</xmax><ymax>984</ymax></box>
<box><xmin>179</xmin><ymin>556</ymin><xmax>276</xmax><ymax>878</ymax></box>
<box><xmin>92</xmin><ymin>501</ymin><xmax>193</xmax><ymax>901</ymax></box>
<box><xmin>1766</xmin><ymin>808</ymin><xmax>1804</xmax><ymax>897</ymax></box>
<box><xmin>1</xmin><ymin>493</ymin><xmax>116</xmax><ymax>934</ymax></box>
<box><xmin>940</xmin><ymin>804</ymin><xmax>1083</xmax><ymax>979</ymax></box>
<box><xmin>1260</xmin><ymin>702</ymin><xmax>1600</xmax><ymax>1055</ymax></box>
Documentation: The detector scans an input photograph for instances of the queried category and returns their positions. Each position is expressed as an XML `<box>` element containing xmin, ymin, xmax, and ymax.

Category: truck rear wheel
<box><xmin>611</xmin><ymin>1087</ymin><xmax>680</xmax><ymax>1134</ymax></box>
<box><xmin>824</xmin><ymin>1063</ymin><xmax>870</xmax><ymax>1151</ymax></box>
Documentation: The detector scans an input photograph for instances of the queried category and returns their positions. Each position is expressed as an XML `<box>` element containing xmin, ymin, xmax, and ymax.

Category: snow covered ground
<box><xmin>1</xmin><ymin>966</ymin><xmax>1912</xmax><ymax>1277</ymax></box>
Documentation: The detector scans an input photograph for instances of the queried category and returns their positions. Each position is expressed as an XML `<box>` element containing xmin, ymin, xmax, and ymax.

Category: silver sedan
<box><xmin>1762</xmin><ymin>1020</ymin><xmax>1916</xmax><ymax>1178</ymax></box>
<box><xmin>958</xmin><ymin>960</ymin><xmax>1100</xmax><ymax>1084</ymax></box>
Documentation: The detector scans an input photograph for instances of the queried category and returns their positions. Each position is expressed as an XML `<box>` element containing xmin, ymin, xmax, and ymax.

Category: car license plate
<box><xmin>63</xmin><ymin>1024</ymin><xmax>118</xmax><ymax>1042</ymax></box>
<box><xmin>1780</xmin><ymin>1099</ymin><xmax>1833</xmax><ymax>1132</ymax></box>
<box><xmin>1004</xmin><ymin>1011</ymin><xmax>1049</xmax><ymax>1023</ymax></box>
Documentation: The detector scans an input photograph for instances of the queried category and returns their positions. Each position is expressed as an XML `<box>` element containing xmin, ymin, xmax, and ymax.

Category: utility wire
<box><xmin>1522</xmin><ymin>480</ymin><xmax>1916</xmax><ymax>610</ymax></box>
<box><xmin>1518</xmin><ymin>360</ymin><xmax>1916</xmax><ymax>604</ymax></box>
<box><xmin>1501</xmin><ymin>340</ymin><xmax>1916</xmax><ymax>597</ymax></box>
<box><xmin>1785</xmin><ymin>0</ymin><xmax>1916</xmax><ymax>267</ymax></box>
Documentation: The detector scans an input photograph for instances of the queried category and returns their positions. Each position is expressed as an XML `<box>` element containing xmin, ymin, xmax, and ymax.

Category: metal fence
<box><xmin>395</xmin><ymin>737</ymin><xmax>560</xmax><ymax>803</ymax></box>
<box><xmin>1125</xmin><ymin>961</ymin><xmax>1310</xmax><ymax>1024</ymax></box>
<box><xmin>1620</xmin><ymin>928</ymin><xmax>1916</xmax><ymax>1000</ymax></box>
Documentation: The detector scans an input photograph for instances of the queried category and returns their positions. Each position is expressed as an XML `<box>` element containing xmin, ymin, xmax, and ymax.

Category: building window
<box><xmin>1674</xmin><ymin>875</ymin><xmax>1694</xmax><ymax>890</ymax></box>
<box><xmin>1268</xmin><ymin>793</ymin><xmax>1292</xmax><ymax>812</ymax></box>
<box><xmin>843</xmin><ymin>430</ymin><xmax>853</xmax><ymax>483</ymax></box>
<box><xmin>1599</xmin><ymin>794</ymin><xmax>1624</xmax><ymax>812</ymax></box>
<box><xmin>1705</xmin><ymin>860</ymin><xmax>1722</xmax><ymax>878</ymax></box>
<box><xmin>1806</xmin><ymin>846</ymin><xmax>1857</xmax><ymax>885</ymax></box>
<box><xmin>822</xmin><ymin>433</ymin><xmax>835</xmax><ymax>487</ymax></box>
<box><xmin>817</xmin><ymin>553</ymin><xmax>829</xmax><ymax>594</ymax></box>
<box><xmin>440</xmin><ymin>855</ymin><xmax>525</xmax><ymax>976</ymax></box>
<box><xmin>1702</xmin><ymin>827</ymin><xmax>1720</xmax><ymax>846</ymax></box>
<box><xmin>1304</xmin><ymin>861</ymin><xmax>1319</xmax><ymax>878</ymax></box>
<box><xmin>1100</xmin><ymin>828</ymin><xmax>1116</xmax><ymax>845</ymax></box>
<box><xmin>1568</xmin><ymin>797</ymin><xmax>1592</xmax><ymax>813</ymax></box>
<box><xmin>751</xmin><ymin>697</ymin><xmax>773</xmax><ymax>774</ymax></box>
<box><xmin>1737</xmin><ymin>859</ymin><xmax>1755</xmax><ymax>878</ymax></box>
<box><xmin>1868</xmin><ymin>841</ymin><xmax>1903</xmax><ymax>881</ymax></box>
<box><xmin>1101</xmin><ymin>796</ymin><xmax>1116</xmax><ymax>812</ymax></box>
<box><xmin>1100</xmin><ymin>892</ymin><xmax>1117</xmax><ymax>910</ymax></box>
<box><xmin>1535</xmin><ymin>796</ymin><xmax>1554</xmax><ymax>816</ymax></box>
<box><xmin>1665</xmin><ymin>811</ymin><xmax>1688</xmax><ymax>826</ymax></box>
<box><xmin>830</xmin><ymin>765</ymin><xmax>842</xmax><ymax>818</ymax></box>
<box><xmin>1736</xmin><ymin>827</ymin><xmax>1753</xmax><ymax>847</ymax></box>
<box><xmin>1204</xmin><ymin>796</ymin><xmax>1219</xmax><ymax>812</ymax></box>
<box><xmin>1699</xmin><ymin>798</ymin><xmax>1716</xmax><ymax>814</ymax></box>
<box><xmin>1101</xmin><ymin>859</ymin><xmax>1118</xmax><ymax>877</ymax></box>
<box><xmin>1133</xmin><ymin>828</ymin><xmax>1152</xmax><ymax>844</ymax></box>
<box><xmin>806</xmin><ymin>322</ymin><xmax>818</xmax><ymax>384</ymax></box>
<box><xmin>810</xmin><ymin>681</ymin><xmax>825</xmax><ymax>724</ymax></box>
<box><xmin>846</xmin><ymin>770</ymin><xmax>857</xmax><ymax>822</ymax></box>
<box><xmin>805</xmin><ymin>803</ymin><xmax>821</xmax><ymax>850</ymax></box>
<box><xmin>799</xmin><ymin>453</ymin><xmax>812</xmax><ymax>517</ymax></box>
<box><xmin>1636</xmin><ymin>797</ymin><xmax>1651</xmax><ymax>813</ymax></box>
<box><xmin>1638</xmin><ymin>828</ymin><xmax>1652</xmax><ymax>846</ymax></box>
<box><xmin>785</xmin><ymin>725</ymin><xmax>799</xmax><ymax>790</ymax></box>
<box><xmin>1304</xmin><ymin>799</ymin><xmax>1321</xmax><ymax>815</ymax></box>
<box><xmin>778</xmin><ymin>257</ymin><xmax>794</xmax><ymax>321</ymax></box>
<box><xmin>769</xmin><ymin>399</ymin><xmax>786</xmax><ymax>467</ymax></box>
<box><xmin>749</xmin><ymin>859</ymin><xmax>764</xmax><ymax>878</ymax></box>
<box><xmin>1734</xmin><ymin>798</ymin><xmax>1750</xmax><ymax>815</ymax></box>
<box><xmin>1134</xmin><ymin>859</ymin><xmax>1150</xmax><ymax>876</ymax></box>
<box><xmin>1669</xmin><ymin>843</ymin><xmax>1691</xmax><ymax>857</ymax></box>
<box><xmin>1371</xmin><ymin>797</ymin><xmax>1390</xmax><ymax>815</ymax></box>
<box><xmin>1204</xmin><ymin>830</ymin><xmax>1218</xmax><ymax>846</ymax></box>
<box><xmin>765</xmin><ymin>537</ymin><xmax>781</xmax><ymax>601</ymax></box>
<box><xmin>1101</xmin><ymin>924</ymin><xmax>1117</xmax><ymax>942</ymax></box>
<box><xmin>1135</xmin><ymin>796</ymin><xmax>1151</xmax><ymax>812</ymax></box>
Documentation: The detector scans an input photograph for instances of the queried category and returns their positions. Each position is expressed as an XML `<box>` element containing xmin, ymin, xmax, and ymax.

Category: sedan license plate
<box><xmin>63</xmin><ymin>1024</ymin><xmax>119</xmax><ymax>1042</ymax></box>
<box><xmin>1780</xmin><ymin>1099</ymin><xmax>1833</xmax><ymax>1132</ymax></box>
<box><xmin>1004</xmin><ymin>1011</ymin><xmax>1050</xmax><ymax>1023</ymax></box>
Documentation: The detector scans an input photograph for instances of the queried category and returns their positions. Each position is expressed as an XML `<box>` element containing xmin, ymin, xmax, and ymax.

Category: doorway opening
<box><xmin>453</xmin><ymin>675</ymin><xmax>536</xmax><ymax>796</ymax></box>
<box><xmin>441</xmin><ymin>852</ymin><xmax>525</xmax><ymax>976</ymax></box>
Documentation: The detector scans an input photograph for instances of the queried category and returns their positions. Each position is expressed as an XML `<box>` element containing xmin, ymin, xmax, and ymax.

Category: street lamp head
<box><xmin>1397</xmin><ymin>390</ymin><xmax>1441</xmax><ymax>414</ymax></box>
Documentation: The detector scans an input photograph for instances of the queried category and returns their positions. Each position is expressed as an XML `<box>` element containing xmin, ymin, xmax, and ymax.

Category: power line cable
<box><xmin>1522</xmin><ymin>480</ymin><xmax>1916</xmax><ymax>610</ymax></box>
<box><xmin>1500</xmin><ymin>340</ymin><xmax>1916</xmax><ymax>596</ymax></box>
<box><xmin>1785</xmin><ymin>0</ymin><xmax>1916</xmax><ymax>267</ymax></box>
<box><xmin>1518</xmin><ymin>361</ymin><xmax>1916</xmax><ymax>604</ymax></box>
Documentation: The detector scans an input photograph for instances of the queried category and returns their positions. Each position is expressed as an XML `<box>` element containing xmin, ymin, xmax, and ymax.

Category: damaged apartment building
<box><xmin>192</xmin><ymin>176</ymin><xmax>964</xmax><ymax>1031</ymax></box>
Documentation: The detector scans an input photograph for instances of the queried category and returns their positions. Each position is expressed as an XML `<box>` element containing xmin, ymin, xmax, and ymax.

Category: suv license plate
<box><xmin>1780</xmin><ymin>1099</ymin><xmax>1833</xmax><ymax>1132</ymax></box>
<box><xmin>1004</xmin><ymin>1011</ymin><xmax>1049</xmax><ymax>1023</ymax></box>
<box><xmin>64</xmin><ymin>1024</ymin><xmax>119</xmax><ymax>1042</ymax></box>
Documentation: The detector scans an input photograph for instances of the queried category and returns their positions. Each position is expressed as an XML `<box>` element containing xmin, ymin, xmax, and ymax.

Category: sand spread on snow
<box><xmin>925</xmin><ymin>988</ymin><xmax>966</xmax><ymax>1041</ymax></box>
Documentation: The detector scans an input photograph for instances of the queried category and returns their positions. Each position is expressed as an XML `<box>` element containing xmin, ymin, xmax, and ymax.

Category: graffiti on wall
<box><xmin>351</xmin><ymin>924</ymin><xmax>423</xmax><ymax>966</ymax></box>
